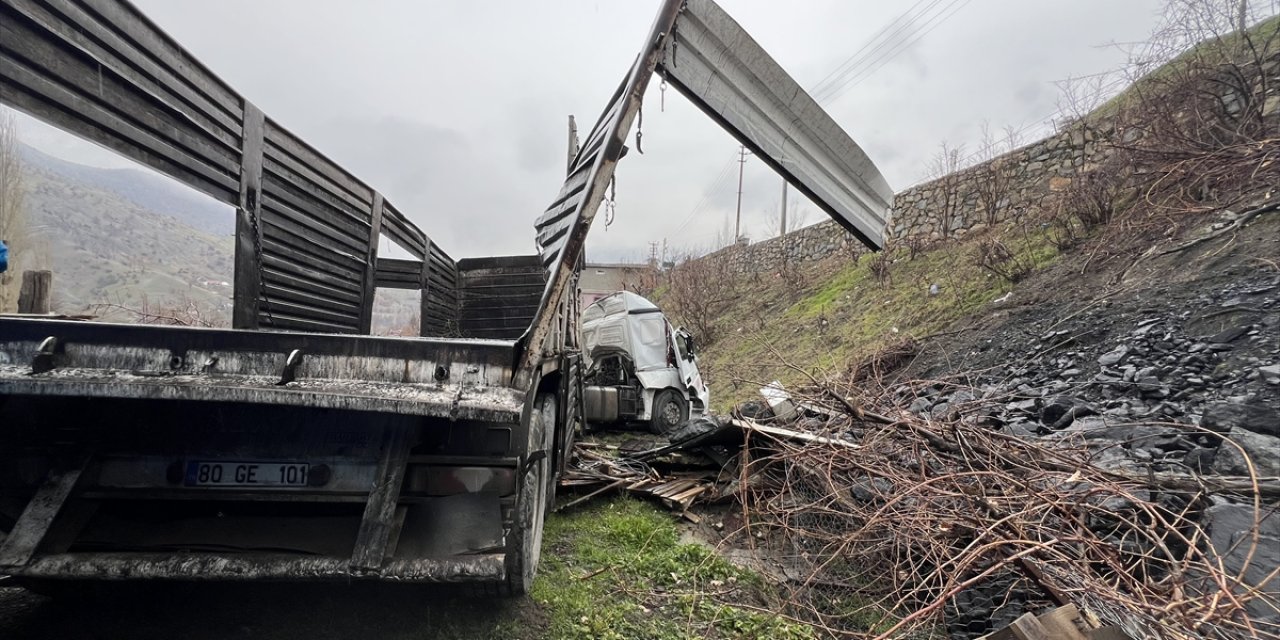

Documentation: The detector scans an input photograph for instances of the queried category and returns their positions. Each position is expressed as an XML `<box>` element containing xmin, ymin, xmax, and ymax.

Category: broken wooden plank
<box><xmin>1009</xmin><ymin>612</ymin><xmax>1052</xmax><ymax>640</ymax></box>
<box><xmin>731</xmin><ymin>417</ymin><xmax>861</xmax><ymax>450</ymax></box>
<box><xmin>1037</xmin><ymin>605</ymin><xmax>1090</xmax><ymax>640</ymax></box>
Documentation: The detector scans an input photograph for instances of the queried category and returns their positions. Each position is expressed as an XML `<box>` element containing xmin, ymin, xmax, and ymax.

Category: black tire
<box><xmin>648</xmin><ymin>389</ymin><xmax>688</xmax><ymax>435</ymax></box>
<box><xmin>503</xmin><ymin>393</ymin><xmax>556</xmax><ymax>596</ymax></box>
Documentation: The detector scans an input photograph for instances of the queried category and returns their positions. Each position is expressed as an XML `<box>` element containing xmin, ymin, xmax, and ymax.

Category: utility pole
<box><xmin>1237</xmin><ymin>0</ymin><xmax>1247</xmax><ymax>33</ymax></box>
<box><xmin>780</xmin><ymin>178</ymin><xmax>788</xmax><ymax>236</ymax></box>
<box><xmin>735</xmin><ymin>145</ymin><xmax>747</xmax><ymax>242</ymax></box>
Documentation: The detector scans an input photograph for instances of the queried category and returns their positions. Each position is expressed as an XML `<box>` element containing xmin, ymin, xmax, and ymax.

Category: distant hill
<box><xmin>18</xmin><ymin>143</ymin><xmax>234</xmax><ymax>237</ymax></box>
<box><xmin>16</xmin><ymin>143</ymin><xmax>419</xmax><ymax>333</ymax></box>
<box><xmin>18</xmin><ymin>145</ymin><xmax>236</xmax><ymax>322</ymax></box>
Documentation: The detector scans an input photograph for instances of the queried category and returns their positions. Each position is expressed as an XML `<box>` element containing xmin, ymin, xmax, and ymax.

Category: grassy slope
<box><xmin>699</xmin><ymin>226</ymin><xmax>1061</xmax><ymax>410</ymax></box>
<box><xmin>696</xmin><ymin>15</ymin><xmax>1280</xmax><ymax>410</ymax></box>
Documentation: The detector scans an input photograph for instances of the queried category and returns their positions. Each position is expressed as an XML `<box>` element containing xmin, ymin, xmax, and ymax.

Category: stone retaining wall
<box><xmin>701</xmin><ymin>121</ymin><xmax>1116</xmax><ymax>274</ymax></box>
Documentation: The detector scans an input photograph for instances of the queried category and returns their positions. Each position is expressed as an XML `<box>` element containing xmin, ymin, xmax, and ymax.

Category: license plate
<box><xmin>184</xmin><ymin>461</ymin><xmax>310</xmax><ymax>487</ymax></box>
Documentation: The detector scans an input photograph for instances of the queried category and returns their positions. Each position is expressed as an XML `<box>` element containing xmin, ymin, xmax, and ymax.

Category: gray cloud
<box><xmin>16</xmin><ymin>0</ymin><xmax>1171</xmax><ymax>263</ymax></box>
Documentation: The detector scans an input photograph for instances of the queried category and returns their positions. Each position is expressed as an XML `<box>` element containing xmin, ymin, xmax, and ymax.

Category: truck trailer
<box><xmin>0</xmin><ymin>0</ymin><xmax>893</xmax><ymax>594</ymax></box>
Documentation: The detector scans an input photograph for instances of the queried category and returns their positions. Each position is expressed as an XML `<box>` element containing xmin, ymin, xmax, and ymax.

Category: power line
<box><xmin>815</xmin><ymin>0</ymin><xmax>973</xmax><ymax>105</ymax></box>
<box><xmin>810</xmin><ymin>0</ymin><xmax>952</xmax><ymax>103</ymax></box>
<box><xmin>807</xmin><ymin>0</ymin><xmax>936</xmax><ymax>98</ymax></box>
<box><xmin>670</xmin><ymin>152</ymin><xmax>738</xmax><ymax>236</ymax></box>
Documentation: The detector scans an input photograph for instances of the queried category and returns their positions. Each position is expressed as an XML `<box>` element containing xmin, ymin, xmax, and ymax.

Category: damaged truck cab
<box><xmin>0</xmin><ymin>0</ymin><xmax>892</xmax><ymax>594</ymax></box>
<box><xmin>581</xmin><ymin>292</ymin><xmax>709</xmax><ymax>433</ymax></box>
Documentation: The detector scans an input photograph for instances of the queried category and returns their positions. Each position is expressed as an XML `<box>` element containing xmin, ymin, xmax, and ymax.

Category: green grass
<box><xmin>531</xmin><ymin>497</ymin><xmax>816</xmax><ymax>640</ymax></box>
<box><xmin>697</xmin><ymin>225</ymin><xmax>1065</xmax><ymax>410</ymax></box>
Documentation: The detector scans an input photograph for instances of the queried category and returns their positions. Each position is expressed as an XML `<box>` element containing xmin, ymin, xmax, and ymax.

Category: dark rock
<box><xmin>909</xmin><ymin>397</ymin><xmax>933</xmax><ymax>414</ymax></box>
<box><xmin>1200</xmin><ymin>502</ymin><xmax>1280</xmax><ymax>622</ymax></box>
<box><xmin>1202</xmin><ymin>402</ymin><xmax>1280</xmax><ymax>437</ymax></box>
<box><xmin>1008</xmin><ymin>399</ymin><xmax>1038</xmax><ymax>413</ymax></box>
<box><xmin>1208</xmin><ymin>326</ymin><xmax>1250</xmax><ymax>343</ymax></box>
<box><xmin>1213</xmin><ymin>428</ymin><xmax>1280</xmax><ymax>476</ymax></box>
<box><xmin>736</xmin><ymin>401</ymin><xmax>772</xmax><ymax>420</ymax></box>
<box><xmin>1098</xmin><ymin>346</ymin><xmax>1129</xmax><ymax>366</ymax></box>
<box><xmin>1183</xmin><ymin>447</ymin><xmax>1216</xmax><ymax>473</ymax></box>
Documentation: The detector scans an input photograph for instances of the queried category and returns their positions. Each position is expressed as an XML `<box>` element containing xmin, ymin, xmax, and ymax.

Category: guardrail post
<box><xmin>17</xmin><ymin>270</ymin><xmax>52</xmax><ymax>314</ymax></box>
<box><xmin>233</xmin><ymin>102</ymin><xmax>265</xmax><ymax>329</ymax></box>
<box><xmin>358</xmin><ymin>192</ymin><xmax>385</xmax><ymax>334</ymax></box>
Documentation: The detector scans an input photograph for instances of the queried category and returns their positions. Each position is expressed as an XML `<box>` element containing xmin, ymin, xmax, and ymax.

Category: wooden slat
<box><xmin>78</xmin><ymin>0</ymin><xmax>242</xmax><ymax>117</ymax></box>
<box><xmin>260</xmin><ymin>161</ymin><xmax>372</xmax><ymax>242</ymax></box>
<box><xmin>262</xmin><ymin>282</ymin><xmax>362</xmax><ymax>317</ymax></box>
<box><xmin>14</xmin><ymin>0</ymin><xmax>242</xmax><ymax>141</ymax></box>
<box><xmin>261</xmin><ymin>264</ymin><xmax>363</xmax><ymax>305</ymax></box>
<box><xmin>1009</xmin><ymin>613</ymin><xmax>1051</xmax><ymax>640</ymax></box>
<box><xmin>261</xmin><ymin>251</ymin><xmax>362</xmax><ymax>295</ymax></box>
<box><xmin>260</xmin><ymin>191</ymin><xmax>367</xmax><ymax>255</ymax></box>
<box><xmin>0</xmin><ymin>42</ymin><xmax>239</xmax><ymax>201</ymax></box>
<box><xmin>264</xmin><ymin>118</ymin><xmax>372</xmax><ymax>209</ymax></box>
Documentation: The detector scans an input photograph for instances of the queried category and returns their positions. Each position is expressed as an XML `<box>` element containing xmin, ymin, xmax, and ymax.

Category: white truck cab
<box><xmin>580</xmin><ymin>292</ymin><xmax>710</xmax><ymax>433</ymax></box>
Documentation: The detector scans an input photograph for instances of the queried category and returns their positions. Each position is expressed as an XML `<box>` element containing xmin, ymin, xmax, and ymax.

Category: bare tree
<box><xmin>926</xmin><ymin>142</ymin><xmax>967</xmax><ymax>238</ymax></box>
<box><xmin>663</xmin><ymin>253</ymin><xmax>740</xmax><ymax>345</ymax></box>
<box><xmin>1112</xmin><ymin>0</ymin><xmax>1280</xmax><ymax>213</ymax></box>
<box><xmin>972</xmin><ymin>122</ymin><xmax>1016</xmax><ymax>227</ymax></box>
<box><xmin>0</xmin><ymin>110</ymin><xmax>27</xmax><ymax>312</ymax></box>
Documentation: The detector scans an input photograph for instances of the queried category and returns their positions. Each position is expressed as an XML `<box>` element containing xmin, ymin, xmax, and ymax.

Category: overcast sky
<box><xmin>14</xmin><ymin>0</ymin><xmax>1174</xmax><ymax>262</ymax></box>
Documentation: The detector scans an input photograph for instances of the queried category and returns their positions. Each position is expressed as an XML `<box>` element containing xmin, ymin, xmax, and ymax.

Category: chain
<box><xmin>635</xmin><ymin>103</ymin><xmax>644</xmax><ymax>154</ymax></box>
<box><xmin>604</xmin><ymin>175</ymin><xmax>617</xmax><ymax>230</ymax></box>
<box><xmin>246</xmin><ymin>188</ymin><xmax>274</xmax><ymax>325</ymax></box>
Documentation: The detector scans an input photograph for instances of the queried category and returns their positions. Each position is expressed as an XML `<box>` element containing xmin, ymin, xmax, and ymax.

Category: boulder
<box><xmin>1200</xmin><ymin>502</ymin><xmax>1280</xmax><ymax>623</ymax></box>
<box><xmin>1213</xmin><ymin>428</ymin><xmax>1280</xmax><ymax>477</ymax></box>
<box><xmin>1202</xmin><ymin>402</ymin><xmax>1280</xmax><ymax>437</ymax></box>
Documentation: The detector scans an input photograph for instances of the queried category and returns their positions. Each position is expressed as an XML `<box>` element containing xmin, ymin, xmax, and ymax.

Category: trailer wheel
<box><xmin>648</xmin><ymin>389</ymin><xmax>688</xmax><ymax>435</ymax></box>
<box><xmin>504</xmin><ymin>393</ymin><xmax>556</xmax><ymax>596</ymax></box>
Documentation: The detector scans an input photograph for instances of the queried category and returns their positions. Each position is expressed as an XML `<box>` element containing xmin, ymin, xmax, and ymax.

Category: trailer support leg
<box><xmin>0</xmin><ymin>462</ymin><xmax>88</xmax><ymax>569</ymax></box>
<box><xmin>350</xmin><ymin>424</ymin><xmax>413</xmax><ymax>572</ymax></box>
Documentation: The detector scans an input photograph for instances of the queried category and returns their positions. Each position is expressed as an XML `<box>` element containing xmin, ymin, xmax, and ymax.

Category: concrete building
<box><xmin>579</xmin><ymin>262</ymin><xmax>651</xmax><ymax>307</ymax></box>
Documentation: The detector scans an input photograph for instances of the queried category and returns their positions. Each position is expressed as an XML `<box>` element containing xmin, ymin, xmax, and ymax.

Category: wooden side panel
<box><xmin>457</xmin><ymin>256</ymin><xmax>546</xmax><ymax>340</ymax></box>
